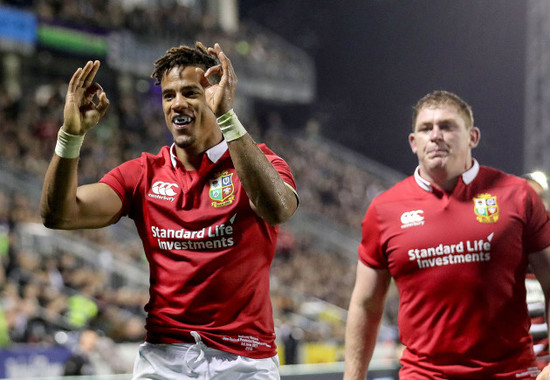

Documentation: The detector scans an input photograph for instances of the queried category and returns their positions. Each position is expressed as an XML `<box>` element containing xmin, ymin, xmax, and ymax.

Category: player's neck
<box><xmin>419</xmin><ymin>168</ymin><xmax>459</xmax><ymax>192</ymax></box>
<box><xmin>175</xmin><ymin>147</ymin><xmax>204</xmax><ymax>170</ymax></box>
<box><xmin>175</xmin><ymin>135</ymin><xmax>223</xmax><ymax>171</ymax></box>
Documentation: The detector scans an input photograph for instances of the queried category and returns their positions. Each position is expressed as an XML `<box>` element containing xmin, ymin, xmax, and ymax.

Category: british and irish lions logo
<box><xmin>473</xmin><ymin>193</ymin><xmax>499</xmax><ymax>223</ymax></box>
<box><xmin>209</xmin><ymin>171</ymin><xmax>235</xmax><ymax>207</ymax></box>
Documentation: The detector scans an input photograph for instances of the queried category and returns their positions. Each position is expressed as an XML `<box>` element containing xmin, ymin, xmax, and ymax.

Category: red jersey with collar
<box><xmin>359</xmin><ymin>164</ymin><xmax>550</xmax><ymax>378</ymax></box>
<box><xmin>99</xmin><ymin>143</ymin><xmax>296</xmax><ymax>359</ymax></box>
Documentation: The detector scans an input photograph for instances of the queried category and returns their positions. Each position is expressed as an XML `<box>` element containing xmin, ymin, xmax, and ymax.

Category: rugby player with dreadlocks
<box><xmin>41</xmin><ymin>42</ymin><xmax>299</xmax><ymax>379</ymax></box>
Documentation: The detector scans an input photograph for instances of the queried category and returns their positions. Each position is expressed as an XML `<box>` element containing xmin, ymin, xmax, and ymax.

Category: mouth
<box><xmin>172</xmin><ymin>115</ymin><xmax>193</xmax><ymax>129</ymax></box>
<box><xmin>427</xmin><ymin>149</ymin><xmax>448</xmax><ymax>158</ymax></box>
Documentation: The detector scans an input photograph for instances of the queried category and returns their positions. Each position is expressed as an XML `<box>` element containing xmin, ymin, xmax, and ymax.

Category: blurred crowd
<box><xmin>1</xmin><ymin>0</ymin><xmax>309</xmax><ymax>84</ymax></box>
<box><xmin>0</xmin><ymin>190</ymin><xmax>147</xmax><ymax>343</ymax></box>
<box><xmin>2</xmin><ymin>0</ymin><xmax>208</xmax><ymax>36</ymax></box>
<box><xmin>264</xmin><ymin>116</ymin><xmax>396</xmax><ymax>231</ymax></box>
<box><xmin>0</xmin><ymin>0</ymin><xmax>400</xmax><ymax>368</ymax></box>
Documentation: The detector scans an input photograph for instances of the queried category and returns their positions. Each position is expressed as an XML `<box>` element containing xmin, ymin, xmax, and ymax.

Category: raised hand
<box><xmin>202</xmin><ymin>43</ymin><xmax>238</xmax><ymax>117</ymax></box>
<box><xmin>63</xmin><ymin>60</ymin><xmax>110</xmax><ymax>135</ymax></box>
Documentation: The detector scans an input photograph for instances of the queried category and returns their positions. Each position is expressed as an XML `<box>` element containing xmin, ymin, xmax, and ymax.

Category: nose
<box><xmin>173</xmin><ymin>93</ymin><xmax>188</xmax><ymax>110</ymax></box>
<box><xmin>429</xmin><ymin>125</ymin><xmax>443</xmax><ymax>140</ymax></box>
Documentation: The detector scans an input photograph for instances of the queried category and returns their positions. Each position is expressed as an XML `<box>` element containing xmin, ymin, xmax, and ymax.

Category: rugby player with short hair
<box><xmin>345</xmin><ymin>91</ymin><xmax>550</xmax><ymax>380</ymax></box>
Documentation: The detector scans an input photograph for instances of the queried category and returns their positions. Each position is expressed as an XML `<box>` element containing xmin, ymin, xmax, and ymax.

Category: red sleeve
<box><xmin>259</xmin><ymin>144</ymin><xmax>297</xmax><ymax>192</ymax></box>
<box><xmin>98</xmin><ymin>157</ymin><xmax>143</xmax><ymax>217</ymax></box>
<box><xmin>358</xmin><ymin>200</ymin><xmax>388</xmax><ymax>269</ymax></box>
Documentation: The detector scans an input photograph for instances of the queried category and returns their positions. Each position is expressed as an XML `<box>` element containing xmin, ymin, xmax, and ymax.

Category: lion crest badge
<box><xmin>473</xmin><ymin>193</ymin><xmax>499</xmax><ymax>223</ymax></box>
<box><xmin>209</xmin><ymin>171</ymin><xmax>235</xmax><ymax>207</ymax></box>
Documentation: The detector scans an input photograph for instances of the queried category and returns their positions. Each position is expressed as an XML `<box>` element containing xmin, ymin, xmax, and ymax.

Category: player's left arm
<box><xmin>201</xmin><ymin>43</ymin><xmax>298</xmax><ymax>225</ymax></box>
<box><xmin>529</xmin><ymin>246</ymin><xmax>550</xmax><ymax>380</ymax></box>
<box><xmin>227</xmin><ymin>133</ymin><xmax>298</xmax><ymax>225</ymax></box>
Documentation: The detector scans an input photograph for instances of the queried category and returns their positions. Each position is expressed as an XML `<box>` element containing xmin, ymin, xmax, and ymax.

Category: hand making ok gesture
<box><xmin>63</xmin><ymin>60</ymin><xmax>110</xmax><ymax>135</ymax></box>
<box><xmin>202</xmin><ymin>43</ymin><xmax>238</xmax><ymax>117</ymax></box>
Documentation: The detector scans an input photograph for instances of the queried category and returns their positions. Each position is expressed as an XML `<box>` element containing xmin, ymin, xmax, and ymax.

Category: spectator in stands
<box><xmin>345</xmin><ymin>90</ymin><xmax>550</xmax><ymax>379</ymax></box>
<box><xmin>40</xmin><ymin>41</ymin><xmax>298</xmax><ymax>380</ymax></box>
<box><xmin>63</xmin><ymin>329</ymin><xmax>98</xmax><ymax>376</ymax></box>
<box><xmin>66</xmin><ymin>285</ymin><xmax>98</xmax><ymax>328</ymax></box>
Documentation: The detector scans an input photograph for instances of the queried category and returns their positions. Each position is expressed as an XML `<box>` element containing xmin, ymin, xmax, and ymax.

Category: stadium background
<box><xmin>0</xmin><ymin>0</ymin><xmax>547</xmax><ymax>379</ymax></box>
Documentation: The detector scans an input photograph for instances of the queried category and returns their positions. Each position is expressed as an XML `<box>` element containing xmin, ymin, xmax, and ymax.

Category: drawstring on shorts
<box><xmin>183</xmin><ymin>331</ymin><xmax>206</xmax><ymax>375</ymax></box>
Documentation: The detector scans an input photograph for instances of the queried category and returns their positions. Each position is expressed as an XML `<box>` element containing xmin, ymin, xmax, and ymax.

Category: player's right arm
<box><xmin>41</xmin><ymin>158</ymin><xmax>122</xmax><ymax>230</ymax></box>
<box><xmin>40</xmin><ymin>60</ymin><xmax>121</xmax><ymax>230</ymax></box>
<box><xmin>344</xmin><ymin>261</ymin><xmax>391</xmax><ymax>380</ymax></box>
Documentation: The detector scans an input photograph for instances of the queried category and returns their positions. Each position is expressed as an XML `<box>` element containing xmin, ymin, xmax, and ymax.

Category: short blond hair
<box><xmin>412</xmin><ymin>90</ymin><xmax>474</xmax><ymax>131</ymax></box>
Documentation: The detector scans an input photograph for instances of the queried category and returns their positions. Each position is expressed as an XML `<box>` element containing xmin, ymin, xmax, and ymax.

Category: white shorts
<box><xmin>132</xmin><ymin>332</ymin><xmax>280</xmax><ymax>380</ymax></box>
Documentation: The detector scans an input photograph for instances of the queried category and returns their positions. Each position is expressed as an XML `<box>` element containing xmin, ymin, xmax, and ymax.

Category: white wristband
<box><xmin>55</xmin><ymin>128</ymin><xmax>85</xmax><ymax>159</ymax></box>
<box><xmin>216</xmin><ymin>109</ymin><xmax>248</xmax><ymax>142</ymax></box>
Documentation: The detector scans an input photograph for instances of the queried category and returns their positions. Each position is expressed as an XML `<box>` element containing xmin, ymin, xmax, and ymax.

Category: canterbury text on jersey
<box><xmin>359</xmin><ymin>160</ymin><xmax>550</xmax><ymax>378</ymax></box>
<box><xmin>100</xmin><ymin>140</ymin><xmax>297</xmax><ymax>359</ymax></box>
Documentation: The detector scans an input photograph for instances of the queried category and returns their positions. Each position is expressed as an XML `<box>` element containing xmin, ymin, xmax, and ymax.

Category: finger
<box><xmin>76</xmin><ymin>61</ymin><xmax>94</xmax><ymax>88</ymax></box>
<box><xmin>67</xmin><ymin>67</ymin><xmax>83</xmax><ymax>95</ymax></box>
<box><xmin>74</xmin><ymin>61</ymin><xmax>95</xmax><ymax>93</ymax></box>
<box><xmin>207</xmin><ymin>43</ymin><xmax>229</xmax><ymax>67</ymax></box>
<box><xmin>96</xmin><ymin>92</ymin><xmax>110</xmax><ymax>116</ymax></box>
<box><xmin>81</xmin><ymin>88</ymin><xmax>96</xmax><ymax>107</ymax></box>
<box><xmin>215</xmin><ymin>49</ymin><xmax>237</xmax><ymax>84</ymax></box>
<box><xmin>219</xmin><ymin>50</ymin><xmax>229</xmax><ymax>68</ymax></box>
<box><xmin>83</xmin><ymin>82</ymin><xmax>103</xmax><ymax>99</ymax></box>
<box><xmin>196</xmin><ymin>68</ymin><xmax>212</xmax><ymax>89</ymax></box>
<box><xmin>217</xmin><ymin>53</ymin><xmax>232</xmax><ymax>87</ymax></box>
<box><xmin>82</xmin><ymin>61</ymin><xmax>100</xmax><ymax>89</ymax></box>
<box><xmin>67</xmin><ymin>63</ymin><xmax>90</xmax><ymax>100</ymax></box>
<box><xmin>204</xmin><ymin>64</ymin><xmax>222</xmax><ymax>79</ymax></box>
<box><xmin>207</xmin><ymin>43</ymin><xmax>222</xmax><ymax>55</ymax></box>
<box><xmin>207</xmin><ymin>43</ymin><xmax>234</xmax><ymax>77</ymax></box>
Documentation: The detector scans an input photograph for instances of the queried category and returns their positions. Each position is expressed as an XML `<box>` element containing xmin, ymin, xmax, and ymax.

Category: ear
<box><xmin>408</xmin><ymin>133</ymin><xmax>417</xmax><ymax>154</ymax></box>
<box><xmin>469</xmin><ymin>126</ymin><xmax>480</xmax><ymax>148</ymax></box>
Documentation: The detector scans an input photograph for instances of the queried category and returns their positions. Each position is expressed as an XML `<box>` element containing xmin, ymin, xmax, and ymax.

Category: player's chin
<box><xmin>174</xmin><ymin>135</ymin><xmax>195</xmax><ymax>149</ymax></box>
<box><xmin>425</xmin><ymin>158</ymin><xmax>448</xmax><ymax>170</ymax></box>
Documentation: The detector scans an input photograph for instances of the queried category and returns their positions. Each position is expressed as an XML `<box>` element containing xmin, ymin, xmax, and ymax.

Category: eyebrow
<box><xmin>162</xmin><ymin>84</ymin><xmax>202</xmax><ymax>95</ymax></box>
<box><xmin>417</xmin><ymin>118</ymin><xmax>456</xmax><ymax>126</ymax></box>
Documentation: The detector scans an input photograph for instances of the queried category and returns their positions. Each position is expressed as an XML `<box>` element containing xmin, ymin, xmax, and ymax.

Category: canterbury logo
<box><xmin>400</xmin><ymin>210</ymin><xmax>424</xmax><ymax>228</ymax></box>
<box><xmin>151</xmin><ymin>181</ymin><xmax>179</xmax><ymax>197</ymax></box>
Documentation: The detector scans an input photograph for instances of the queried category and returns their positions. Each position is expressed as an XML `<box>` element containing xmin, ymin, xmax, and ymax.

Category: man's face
<box><xmin>409</xmin><ymin>104</ymin><xmax>479</xmax><ymax>179</ymax></box>
<box><xmin>160</xmin><ymin>66</ymin><xmax>219</xmax><ymax>151</ymax></box>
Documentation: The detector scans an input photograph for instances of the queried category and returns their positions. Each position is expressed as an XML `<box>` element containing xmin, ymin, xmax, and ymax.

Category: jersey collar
<box><xmin>169</xmin><ymin>140</ymin><xmax>229</xmax><ymax>168</ymax></box>
<box><xmin>414</xmin><ymin>159</ymin><xmax>480</xmax><ymax>192</ymax></box>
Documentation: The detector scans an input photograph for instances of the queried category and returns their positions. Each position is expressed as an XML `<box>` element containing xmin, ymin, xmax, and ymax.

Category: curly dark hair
<box><xmin>151</xmin><ymin>41</ymin><xmax>220</xmax><ymax>85</ymax></box>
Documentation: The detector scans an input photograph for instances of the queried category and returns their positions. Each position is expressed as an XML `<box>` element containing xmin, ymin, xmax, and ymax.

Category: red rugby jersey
<box><xmin>100</xmin><ymin>141</ymin><xmax>297</xmax><ymax>358</ymax></box>
<box><xmin>359</xmin><ymin>161</ymin><xmax>550</xmax><ymax>378</ymax></box>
